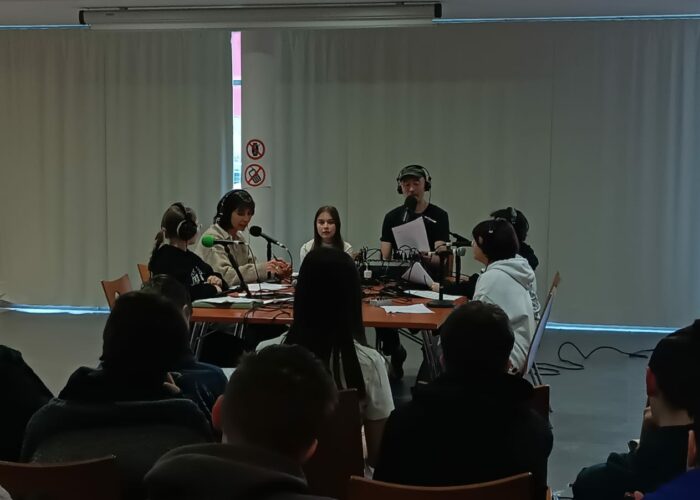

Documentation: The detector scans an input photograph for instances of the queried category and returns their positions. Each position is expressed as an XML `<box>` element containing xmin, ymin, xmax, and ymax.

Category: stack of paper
<box><xmin>381</xmin><ymin>304</ymin><xmax>434</xmax><ymax>314</ymax></box>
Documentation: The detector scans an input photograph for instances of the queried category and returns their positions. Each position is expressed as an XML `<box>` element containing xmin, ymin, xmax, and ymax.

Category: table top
<box><xmin>191</xmin><ymin>288</ymin><xmax>462</xmax><ymax>330</ymax></box>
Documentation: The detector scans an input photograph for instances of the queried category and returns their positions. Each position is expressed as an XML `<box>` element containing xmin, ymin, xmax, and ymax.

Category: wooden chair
<box><xmin>347</xmin><ymin>472</ymin><xmax>533</xmax><ymax>500</ymax></box>
<box><xmin>531</xmin><ymin>384</ymin><xmax>551</xmax><ymax>424</ymax></box>
<box><xmin>137</xmin><ymin>263</ymin><xmax>151</xmax><ymax>284</ymax></box>
<box><xmin>100</xmin><ymin>274</ymin><xmax>132</xmax><ymax>309</ymax></box>
<box><xmin>304</xmin><ymin>389</ymin><xmax>364</xmax><ymax>500</ymax></box>
<box><xmin>0</xmin><ymin>455</ymin><xmax>120</xmax><ymax>500</ymax></box>
<box><xmin>522</xmin><ymin>272</ymin><xmax>561</xmax><ymax>385</ymax></box>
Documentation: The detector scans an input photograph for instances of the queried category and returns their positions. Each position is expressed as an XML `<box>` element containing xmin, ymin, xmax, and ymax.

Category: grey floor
<box><xmin>1</xmin><ymin>309</ymin><xmax>660</xmax><ymax>498</ymax></box>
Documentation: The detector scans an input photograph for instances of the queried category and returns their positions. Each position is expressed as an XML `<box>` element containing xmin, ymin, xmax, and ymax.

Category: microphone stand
<box><xmin>266</xmin><ymin>241</ymin><xmax>273</xmax><ymax>281</ymax></box>
<box><xmin>427</xmin><ymin>251</ymin><xmax>454</xmax><ymax>309</ymax></box>
<box><xmin>223</xmin><ymin>244</ymin><xmax>252</xmax><ymax>298</ymax></box>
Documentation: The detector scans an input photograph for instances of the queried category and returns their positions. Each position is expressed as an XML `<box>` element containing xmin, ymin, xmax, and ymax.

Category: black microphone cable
<box><xmin>536</xmin><ymin>341</ymin><xmax>655</xmax><ymax>376</ymax></box>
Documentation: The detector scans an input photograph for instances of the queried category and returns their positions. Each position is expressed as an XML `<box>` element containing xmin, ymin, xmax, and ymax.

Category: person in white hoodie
<box><xmin>471</xmin><ymin>218</ymin><xmax>538</xmax><ymax>372</ymax></box>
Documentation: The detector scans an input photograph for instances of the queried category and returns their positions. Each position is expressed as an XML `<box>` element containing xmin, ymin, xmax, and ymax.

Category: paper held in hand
<box><xmin>392</xmin><ymin>217</ymin><xmax>430</xmax><ymax>253</ymax></box>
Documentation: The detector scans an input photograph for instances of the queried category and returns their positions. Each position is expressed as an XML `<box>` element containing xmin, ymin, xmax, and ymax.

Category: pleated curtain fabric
<box><xmin>0</xmin><ymin>30</ymin><xmax>232</xmax><ymax>306</ymax></box>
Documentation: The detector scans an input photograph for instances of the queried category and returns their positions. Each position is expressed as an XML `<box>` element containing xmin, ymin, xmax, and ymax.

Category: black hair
<box><xmin>490</xmin><ymin>207</ymin><xmax>530</xmax><ymax>243</ymax></box>
<box><xmin>312</xmin><ymin>205</ymin><xmax>345</xmax><ymax>251</ymax></box>
<box><xmin>141</xmin><ymin>274</ymin><xmax>192</xmax><ymax>321</ymax></box>
<box><xmin>223</xmin><ymin>344</ymin><xmax>338</xmax><ymax>458</ymax></box>
<box><xmin>150</xmin><ymin>203</ymin><xmax>197</xmax><ymax>268</ymax></box>
<box><xmin>472</xmin><ymin>218</ymin><xmax>520</xmax><ymax>263</ymax></box>
<box><xmin>100</xmin><ymin>291</ymin><xmax>191</xmax><ymax>379</ymax></box>
<box><xmin>649</xmin><ymin>327</ymin><xmax>700</xmax><ymax>417</ymax></box>
<box><xmin>215</xmin><ymin>189</ymin><xmax>255</xmax><ymax>231</ymax></box>
<box><xmin>285</xmin><ymin>247</ymin><xmax>367</xmax><ymax>399</ymax></box>
<box><xmin>440</xmin><ymin>301</ymin><xmax>514</xmax><ymax>376</ymax></box>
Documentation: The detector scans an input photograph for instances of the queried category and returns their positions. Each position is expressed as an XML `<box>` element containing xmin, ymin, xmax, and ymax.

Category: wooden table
<box><xmin>191</xmin><ymin>290</ymin><xmax>461</xmax><ymax>379</ymax></box>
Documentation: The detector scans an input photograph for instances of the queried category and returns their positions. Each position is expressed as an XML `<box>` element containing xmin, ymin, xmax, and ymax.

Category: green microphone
<box><xmin>201</xmin><ymin>235</ymin><xmax>241</xmax><ymax>248</ymax></box>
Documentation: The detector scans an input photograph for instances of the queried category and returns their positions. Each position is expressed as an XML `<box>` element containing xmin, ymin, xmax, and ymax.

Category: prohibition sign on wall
<box><xmin>246</xmin><ymin>139</ymin><xmax>266</xmax><ymax>160</ymax></box>
<box><xmin>245</xmin><ymin>164</ymin><xmax>266</xmax><ymax>187</ymax></box>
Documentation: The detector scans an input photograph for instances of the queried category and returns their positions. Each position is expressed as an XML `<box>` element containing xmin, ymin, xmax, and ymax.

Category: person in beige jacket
<box><xmin>195</xmin><ymin>189</ymin><xmax>290</xmax><ymax>287</ymax></box>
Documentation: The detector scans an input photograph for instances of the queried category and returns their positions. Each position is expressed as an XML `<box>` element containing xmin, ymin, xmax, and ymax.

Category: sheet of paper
<box><xmin>401</xmin><ymin>262</ymin><xmax>435</xmax><ymax>288</ymax></box>
<box><xmin>247</xmin><ymin>283</ymin><xmax>288</xmax><ymax>292</ymax></box>
<box><xmin>193</xmin><ymin>296</ymin><xmax>261</xmax><ymax>305</ymax></box>
<box><xmin>405</xmin><ymin>290</ymin><xmax>463</xmax><ymax>302</ymax></box>
<box><xmin>392</xmin><ymin>217</ymin><xmax>430</xmax><ymax>253</ymax></box>
<box><xmin>381</xmin><ymin>303</ymin><xmax>435</xmax><ymax>314</ymax></box>
<box><xmin>262</xmin><ymin>297</ymin><xmax>294</xmax><ymax>305</ymax></box>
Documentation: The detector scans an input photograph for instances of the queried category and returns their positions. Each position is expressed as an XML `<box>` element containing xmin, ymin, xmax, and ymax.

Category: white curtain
<box><xmin>0</xmin><ymin>30</ymin><xmax>232</xmax><ymax>307</ymax></box>
<box><xmin>244</xmin><ymin>21</ymin><xmax>700</xmax><ymax>327</ymax></box>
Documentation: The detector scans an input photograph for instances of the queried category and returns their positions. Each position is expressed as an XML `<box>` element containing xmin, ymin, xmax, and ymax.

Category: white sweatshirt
<box><xmin>473</xmin><ymin>256</ymin><xmax>538</xmax><ymax>371</ymax></box>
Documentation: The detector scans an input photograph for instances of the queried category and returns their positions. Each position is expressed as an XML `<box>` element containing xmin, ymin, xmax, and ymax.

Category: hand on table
<box><xmin>207</xmin><ymin>275</ymin><xmax>223</xmax><ymax>287</ymax></box>
<box><xmin>266</xmin><ymin>259</ymin><xmax>292</xmax><ymax>279</ymax></box>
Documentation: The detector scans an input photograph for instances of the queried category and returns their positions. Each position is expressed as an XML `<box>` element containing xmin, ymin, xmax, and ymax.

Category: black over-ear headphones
<box><xmin>215</xmin><ymin>189</ymin><xmax>254</xmax><ymax>225</ymax></box>
<box><xmin>173</xmin><ymin>202</ymin><xmax>198</xmax><ymax>241</ymax></box>
<box><xmin>507</xmin><ymin>206</ymin><xmax>518</xmax><ymax>226</ymax></box>
<box><xmin>396</xmin><ymin>165</ymin><xmax>432</xmax><ymax>194</ymax></box>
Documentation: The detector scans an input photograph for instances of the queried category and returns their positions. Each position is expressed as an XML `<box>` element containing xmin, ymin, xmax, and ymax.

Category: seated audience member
<box><xmin>0</xmin><ymin>345</ymin><xmax>52</xmax><ymax>461</ymax></box>
<box><xmin>299</xmin><ymin>205</ymin><xmax>354</xmax><ymax>262</ymax></box>
<box><xmin>256</xmin><ymin>247</ymin><xmax>394</xmax><ymax>467</ymax></box>
<box><xmin>195</xmin><ymin>189</ymin><xmax>291</xmax><ymax>285</ymax></box>
<box><xmin>490</xmin><ymin>207</ymin><xmax>539</xmax><ymax>271</ymax></box>
<box><xmin>634</xmin><ymin>413</ymin><xmax>700</xmax><ymax>499</ymax></box>
<box><xmin>145</xmin><ymin>345</ymin><xmax>338</xmax><ymax>500</ymax></box>
<box><xmin>149</xmin><ymin>202</ymin><xmax>226</xmax><ymax>301</ymax></box>
<box><xmin>471</xmin><ymin>218</ymin><xmax>539</xmax><ymax>370</ymax></box>
<box><xmin>59</xmin><ymin>292</ymin><xmax>209</xmax><ymax>415</ymax></box>
<box><xmin>373</xmin><ymin>301</ymin><xmax>552</xmax><ymax>498</ymax></box>
<box><xmin>141</xmin><ymin>274</ymin><xmax>228</xmax><ymax>410</ymax></box>
<box><xmin>449</xmin><ymin>207</ymin><xmax>540</xmax><ymax>301</ymax></box>
<box><xmin>573</xmin><ymin>327</ymin><xmax>700</xmax><ymax>500</ymax></box>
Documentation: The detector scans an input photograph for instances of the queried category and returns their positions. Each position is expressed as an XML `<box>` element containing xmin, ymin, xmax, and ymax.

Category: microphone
<box><xmin>402</xmin><ymin>197</ymin><xmax>418</xmax><ymax>223</ymax></box>
<box><xmin>428</xmin><ymin>245</ymin><xmax>468</xmax><ymax>257</ymax></box>
<box><xmin>452</xmin><ymin>246</ymin><xmax>469</xmax><ymax>257</ymax></box>
<box><xmin>249</xmin><ymin>226</ymin><xmax>288</xmax><ymax>249</ymax></box>
<box><xmin>450</xmin><ymin>231</ymin><xmax>472</xmax><ymax>247</ymax></box>
<box><xmin>201</xmin><ymin>235</ymin><xmax>246</xmax><ymax>248</ymax></box>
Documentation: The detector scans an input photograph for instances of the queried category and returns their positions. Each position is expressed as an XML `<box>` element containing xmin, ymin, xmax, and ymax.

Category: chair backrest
<box><xmin>22</xmin><ymin>398</ymin><xmax>212</xmax><ymax>500</ymax></box>
<box><xmin>137</xmin><ymin>263</ymin><xmax>151</xmax><ymax>284</ymax></box>
<box><xmin>522</xmin><ymin>272</ymin><xmax>560</xmax><ymax>376</ymax></box>
<box><xmin>531</xmin><ymin>385</ymin><xmax>551</xmax><ymax>424</ymax></box>
<box><xmin>100</xmin><ymin>274</ymin><xmax>132</xmax><ymax>309</ymax></box>
<box><xmin>0</xmin><ymin>456</ymin><xmax>120</xmax><ymax>500</ymax></box>
<box><xmin>347</xmin><ymin>473</ymin><xmax>533</xmax><ymax>500</ymax></box>
<box><xmin>304</xmin><ymin>389</ymin><xmax>364</xmax><ymax>500</ymax></box>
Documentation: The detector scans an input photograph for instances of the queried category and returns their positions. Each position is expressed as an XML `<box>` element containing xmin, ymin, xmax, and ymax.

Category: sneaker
<box><xmin>390</xmin><ymin>345</ymin><xmax>407</xmax><ymax>380</ymax></box>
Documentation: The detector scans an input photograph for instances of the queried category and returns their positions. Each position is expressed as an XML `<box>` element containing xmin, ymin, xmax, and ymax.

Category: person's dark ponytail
<box><xmin>148</xmin><ymin>231</ymin><xmax>165</xmax><ymax>270</ymax></box>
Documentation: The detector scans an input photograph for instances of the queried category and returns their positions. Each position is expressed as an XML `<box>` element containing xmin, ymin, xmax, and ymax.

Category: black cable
<box><xmin>537</xmin><ymin>341</ymin><xmax>654</xmax><ymax>376</ymax></box>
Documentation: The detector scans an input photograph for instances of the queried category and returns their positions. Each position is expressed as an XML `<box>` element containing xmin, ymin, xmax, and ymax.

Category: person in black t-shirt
<box><xmin>149</xmin><ymin>202</ymin><xmax>227</xmax><ymax>301</ymax></box>
<box><xmin>380</xmin><ymin>165</ymin><xmax>450</xmax><ymax>261</ymax></box>
<box><xmin>378</xmin><ymin>165</ymin><xmax>450</xmax><ymax>379</ymax></box>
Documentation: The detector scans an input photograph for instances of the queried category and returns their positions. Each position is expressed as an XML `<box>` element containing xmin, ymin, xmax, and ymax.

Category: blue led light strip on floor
<box><xmin>2</xmin><ymin>305</ymin><xmax>108</xmax><ymax>315</ymax></box>
<box><xmin>547</xmin><ymin>322</ymin><xmax>675</xmax><ymax>334</ymax></box>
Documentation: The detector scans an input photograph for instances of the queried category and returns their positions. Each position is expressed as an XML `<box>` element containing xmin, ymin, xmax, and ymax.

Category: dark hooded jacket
<box><xmin>145</xmin><ymin>443</ymin><xmax>332</xmax><ymax>500</ymax></box>
<box><xmin>373</xmin><ymin>372</ymin><xmax>552</xmax><ymax>499</ymax></box>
